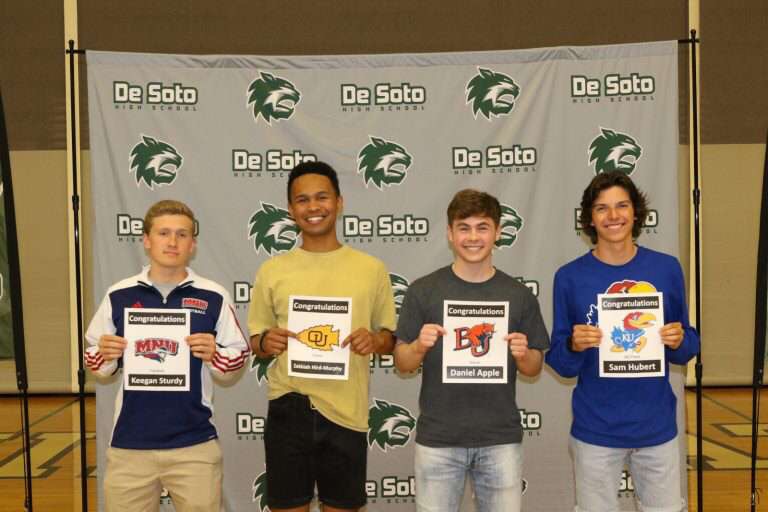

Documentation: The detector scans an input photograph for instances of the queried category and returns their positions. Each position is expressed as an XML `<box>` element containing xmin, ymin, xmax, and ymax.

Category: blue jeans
<box><xmin>414</xmin><ymin>442</ymin><xmax>523</xmax><ymax>512</ymax></box>
<box><xmin>571</xmin><ymin>436</ymin><xmax>685</xmax><ymax>512</ymax></box>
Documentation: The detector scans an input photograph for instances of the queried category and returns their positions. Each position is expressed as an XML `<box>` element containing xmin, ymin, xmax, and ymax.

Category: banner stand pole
<box><xmin>0</xmin><ymin>89</ymin><xmax>34</xmax><ymax>512</ymax></box>
<box><xmin>678</xmin><ymin>29</ymin><xmax>703</xmax><ymax>512</ymax></box>
<box><xmin>750</xmin><ymin>132</ymin><xmax>768</xmax><ymax>512</ymax></box>
<box><xmin>65</xmin><ymin>39</ymin><xmax>88</xmax><ymax>512</ymax></box>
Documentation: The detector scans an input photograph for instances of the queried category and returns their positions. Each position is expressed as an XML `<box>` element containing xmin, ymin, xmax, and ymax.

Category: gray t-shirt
<box><xmin>395</xmin><ymin>265</ymin><xmax>550</xmax><ymax>447</ymax></box>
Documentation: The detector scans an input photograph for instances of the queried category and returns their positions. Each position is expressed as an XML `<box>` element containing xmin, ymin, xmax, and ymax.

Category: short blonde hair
<box><xmin>143</xmin><ymin>200</ymin><xmax>196</xmax><ymax>235</ymax></box>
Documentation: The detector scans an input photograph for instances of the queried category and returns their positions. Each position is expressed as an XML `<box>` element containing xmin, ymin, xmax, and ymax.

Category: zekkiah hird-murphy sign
<box><xmin>87</xmin><ymin>41</ymin><xmax>682</xmax><ymax>511</ymax></box>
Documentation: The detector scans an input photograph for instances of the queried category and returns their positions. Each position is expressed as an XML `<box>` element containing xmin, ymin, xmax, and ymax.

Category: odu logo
<box><xmin>389</xmin><ymin>273</ymin><xmax>410</xmax><ymax>315</ymax></box>
<box><xmin>358</xmin><ymin>136</ymin><xmax>413</xmax><ymax>190</ymax></box>
<box><xmin>496</xmin><ymin>204</ymin><xmax>524</xmax><ymax>249</ymax></box>
<box><xmin>466</xmin><ymin>67</ymin><xmax>521</xmax><ymax>120</ymax></box>
<box><xmin>247</xmin><ymin>202</ymin><xmax>300</xmax><ymax>255</ymax></box>
<box><xmin>247</xmin><ymin>71</ymin><xmax>301</xmax><ymax>125</ymax></box>
<box><xmin>588</xmin><ymin>128</ymin><xmax>643</xmax><ymax>175</ymax></box>
<box><xmin>368</xmin><ymin>398</ymin><xmax>416</xmax><ymax>452</ymax></box>
<box><xmin>129</xmin><ymin>135</ymin><xmax>183</xmax><ymax>189</ymax></box>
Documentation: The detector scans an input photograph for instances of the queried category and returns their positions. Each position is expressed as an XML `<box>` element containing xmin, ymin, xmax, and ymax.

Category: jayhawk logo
<box><xmin>247</xmin><ymin>71</ymin><xmax>301</xmax><ymax>125</ymax></box>
<box><xmin>247</xmin><ymin>202</ymin><xmax>300</xmax><ymax>255</ymax></box>
<box><xmin>587</xmin><ymin>280</ymin><xmax>656</xmax><ymax>325</ymax></box>
<box><xmin>610</xmin><ymin>311</ymin><xmax>656</xmax><ymax>352</ymax></box>
<box><xmin>454</xmin><ymin>323</ymin><xmax>495</xmax><ymax>357</ymax></box>
<box><xmin>466</xmin><ymin>67</ymin><xmax>521</xmax><ymax>120</ymax></box>
<box><xmin>357</xmin><ymin>136</ymin><xmax>413</xmax><ymax>190</ymax></box>
<box><xmin>129</xmin><ymin>135</ymin><xmax>183</xmax><ymax>189</ymax></box>
<box><xmin>368</xmin><ymin>398</ymin><xmax>416</xmax><ymax>452</ymax></box>
<box><xmin>588</xmin><ymin>127</ymin><xmax>643</xmax><ymax>176</ymax></box>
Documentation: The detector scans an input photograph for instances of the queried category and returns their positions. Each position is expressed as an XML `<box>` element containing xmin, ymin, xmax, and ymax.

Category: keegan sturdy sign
<box><xmin>287</xmin><ymin>296</ymin><xmax>352</xmax><ymax>380</ymax></box>
<box><xmin>598</xmin><ymin>292</ymin><xmax>665</xmax><ymax>378</ymax></box>
<box><xmin>442</xmin><ymin>301</ymin><xmax>509</xmax><ymax>383</ymax></box>
<box><xmin>123</xmin><ymin>309</ymin><xmax>190</xmax><ymax>391</ymax></box>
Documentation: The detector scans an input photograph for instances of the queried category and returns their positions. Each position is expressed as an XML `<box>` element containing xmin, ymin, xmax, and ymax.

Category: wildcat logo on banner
<box><xmin>466</xmin><ymin>67</ymin><xmax>521</xmax><ymax>120</ymax></box>
<box><xmin>129</xmin><ymin>135</ymin><xmax>183</xmax><ymax>189</ymax></box>
<box><xmin>251</xmin><ymin>471</ymin><xmax>269</xmax><ymax>512</ymax></box>
<box><xmin>496</xmin><ymin>205</ymin><xmax>524</xmax><ymax>249</ymax></box>
<box><xmin>247</xmin><ymin>71</ymin><xmax>301</xmax><ymax>125</ymax></box>
<box><xmin>357</xmin><ymin>136</ymin><xmax>413</xmax><ymax>190</ymax></box>
<box><xmin>588</xmin><ymin>128</ymin><xmax>643</xmax><ymax>175</ymax></box>
<box><xmin>389</xmin><ymin>273</ymin><xmax>410</xmax><ymax>315</ymax></box>
<box><xmin>247</xmin><ymin>202</ymin><xmax>299</xmax><ymax>255</ymax></box>
<box><xmin>368</xmin><ymin>398</ymin><xmax>416</xmax><ymax>452</ymax></box>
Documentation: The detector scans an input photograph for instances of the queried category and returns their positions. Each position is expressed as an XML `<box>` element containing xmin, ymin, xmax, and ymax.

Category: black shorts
<box><xmin>264</xmin><ymin>392</ymin><xmax>367</xmax><ymax>509</ymax></box>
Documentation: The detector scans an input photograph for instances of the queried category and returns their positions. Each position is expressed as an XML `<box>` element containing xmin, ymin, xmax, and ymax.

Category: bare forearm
<box><xmin>516</xmin><ymin>349</ymin><xmax>543</xmax><ymax>377</ymax></box>
<box><xmin>374</xmin><ymin>329</ymin><xmax>395</xmax><ymax>355</ymax></box>
<box><xmin>394</xmin><ymin>341</ymin><xmax>427</xmax><ymax>372</ymax></box>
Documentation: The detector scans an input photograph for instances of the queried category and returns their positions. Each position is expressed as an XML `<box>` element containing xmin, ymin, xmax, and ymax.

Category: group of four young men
<box><xmin>86</xmin><ymin>161</ymin><xmax>699</xmax><ymax>512</ymax></box>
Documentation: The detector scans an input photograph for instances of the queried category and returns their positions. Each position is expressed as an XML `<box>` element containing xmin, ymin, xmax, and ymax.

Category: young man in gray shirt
<box><xmin>394</xmin><ymin>189</ymin><xmax>549</xmax><ymax>512</ymax></box>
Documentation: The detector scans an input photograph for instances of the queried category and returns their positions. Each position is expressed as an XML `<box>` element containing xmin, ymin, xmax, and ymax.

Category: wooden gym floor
<box><xmin>0</xmin><ymin>389</ymin><xmax>765</xmax><ymax>511</ymax></box>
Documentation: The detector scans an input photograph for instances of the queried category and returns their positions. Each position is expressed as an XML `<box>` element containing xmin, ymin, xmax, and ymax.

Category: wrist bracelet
<box><xmin>258</xmin><ymin>329</ymin><xmax>269</xmax><ymax>353</ymax></box>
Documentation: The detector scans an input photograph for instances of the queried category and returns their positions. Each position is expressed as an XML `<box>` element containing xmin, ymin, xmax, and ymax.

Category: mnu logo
<box><xmin>588</xmin><ymin>128</ymin><xmax>643</xmax><ymax>175</ymax></box>
<box><xmin>129</xmin><ymin>135</ymin><xmax>183</xmax><ymax>189</ymax></box>
<box><xmin>357</xmin><ymin>136</ymin><xmax>413</xmax><ymax>190</ymax></box>
<box><xmin>389</xmin><ymin>273</ymin><xmax>410</xmax><ymax>315</ymax></box>
<box><xmin>247</xmin><ymin>71</ymin><xmax>301</xmax><ymax>125</ymax></box>
<box><xmin>367</xmin><ymin>398</ymin><xmax>416</xmax><ymax>452</ymax></box>
<box><xmin>496</xmin><ymin>204</ymin><xmax>524</xmax><ymax>249</ymax></box>
<box><xmin>135</xmin><ymin>338</ymin><xmax>179</xmax><ymax>362</ymax></box>
<box><xmin>466</xmin><ymin>67</ymin><xmax>521</xmax><ymax>120</ymax></box>
<box><xmin>247</xmin><ymin>202</ymin><xmax>300</xmax><ymax>255</ymax></box>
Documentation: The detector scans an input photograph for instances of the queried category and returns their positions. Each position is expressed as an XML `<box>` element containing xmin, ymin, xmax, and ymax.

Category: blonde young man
<box><xmin>394</xmin><ymin>189</ymin><xmax>549</xmax><ymax>512</ymax></box>
<box><xmin>248</xmin><ymin>161</ymin><xmax>396</xmax><ymax>512</ymax></box>
<box><xmin>85</xmin><ymin>200</ymin><xmax>249</xmax><ymax>512</ymax></box>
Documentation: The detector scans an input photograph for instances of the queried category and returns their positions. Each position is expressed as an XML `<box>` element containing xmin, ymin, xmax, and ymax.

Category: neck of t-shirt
<box><xmin>592</xmin><ymin>241</ymin><xmax>638</xmax><ymax>266</ymax></box>
<box><xmin>451</xmin><ymin>261</ymin><xmax>496</xmax><ymax>283</ymax></box>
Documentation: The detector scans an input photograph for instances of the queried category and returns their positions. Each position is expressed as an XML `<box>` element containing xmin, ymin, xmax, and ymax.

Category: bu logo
<box><xmin>454</xmin><ymin>323</ymin><xmax>494</xmax><ymax>357</ymax></box>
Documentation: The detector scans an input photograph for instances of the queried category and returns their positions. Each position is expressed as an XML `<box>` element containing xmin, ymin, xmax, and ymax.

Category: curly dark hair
<box><xmin>579</xmin><ymin>172</ymin><xmax>649</xmax><ymax>244</ymax></box>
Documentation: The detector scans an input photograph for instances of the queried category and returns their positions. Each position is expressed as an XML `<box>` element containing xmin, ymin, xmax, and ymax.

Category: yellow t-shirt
<box><xmin>247</xmin><ymin>245</ymin><xmax>396</xmax><ymax>431</ymax></box>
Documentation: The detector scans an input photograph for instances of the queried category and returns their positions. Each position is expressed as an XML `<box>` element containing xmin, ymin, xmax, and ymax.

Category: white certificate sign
<box><xmin>598</xmin><ymin>292</ymin><xmax>665</xmax><ymax>378</ymax></box>
<box><xmin>123</xmin><ymin>308</ymin><xmax>191</xmax><ymax>391</ymax></box>
<box><xmin>287</xmin><ymin>296</ymin><xmax>352</xmax><ymax>380</ymax></box>
<box><xmin>442</xmin><ymin>301</ymin><xmax>509</xmax><ymax>384</ymax></box>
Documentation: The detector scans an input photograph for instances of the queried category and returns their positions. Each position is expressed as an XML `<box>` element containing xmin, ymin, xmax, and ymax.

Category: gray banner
<box><xmin>86</xmin><ymin>41</ymin><xmax>683</xmax><ymax>511</ymax></box>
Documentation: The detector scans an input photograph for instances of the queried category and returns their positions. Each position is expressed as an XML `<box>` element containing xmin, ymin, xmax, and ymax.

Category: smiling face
<box><xmin>143</xmin><ymin>214</ymin><xmax>196</xmax><ymax>274</ymax></box>
<box><xmin>590</xmin><ymin>186</ymin><xmax>635</xmax><ymax>247</ymax></box>
<box><xmin>288</xmin><ymin>173</ymin><xmax>343</xmax><ymax>245</ymax></box>
<box><xmin>447</xmin><ymin>215</ymin><xmax>500</xmax><ymax>267</ymax></box>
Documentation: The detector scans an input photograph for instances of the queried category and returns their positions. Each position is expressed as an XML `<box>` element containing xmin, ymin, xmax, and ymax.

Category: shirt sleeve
<box><xmin>371</xmin><ymin>263</ymin><xmax>397</xmax><ymax>333</ymax></box>
<box><xmin>247</xmin><ymin>264</ymin><xmax>277</xmax><ymax>336</ymax></box>
<box><xmin>545</xmin><ymin>269</ymin><xmax>587</xmax><ymax>378</ymax></box>
<box><xmin>84</xmin><ymin>293</ymin><xmax>119</xmax><ymax>377</ymax></box>
<box><xmin>209</xmin><ymin>290</ymin><xmax>250</xmax><ymax>379</ymax></box>
<box><xmin>394</xmin><ymin>280</ymin><xmax>426</xmax><ymax>344</ymax></box>
<box><xmin>520</xmin><ymin>290</ymin><xmax>550</xmax><ymax>351</ymax></box>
